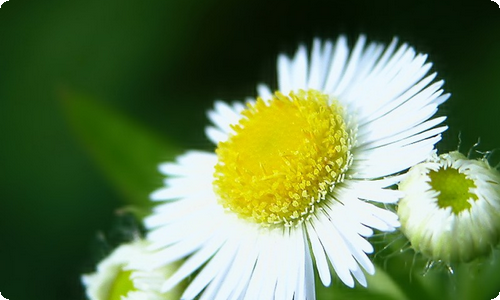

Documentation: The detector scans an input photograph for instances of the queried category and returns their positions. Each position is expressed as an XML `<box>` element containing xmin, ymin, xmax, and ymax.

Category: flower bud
<box><xmin>82</xmin><ymin>240</ymin><xmax>179</xmax><ymax>300</ymax></box>
<box><xmin>398</xmin><ymin>151</ymin><xmax>500</xmax><ymax>264</ymax></box>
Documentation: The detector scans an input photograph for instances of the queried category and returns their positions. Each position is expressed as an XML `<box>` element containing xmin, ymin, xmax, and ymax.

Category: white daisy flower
<box><xmin>143</xmin><ymin>35</ymin><xmax>449</xmax><ymax>299</ymax></box>
<box><xmin>82</xmin><ymin>240</ymin><xmax>179</xmax><ymax>300</ymax></box>
<box><xmin>398</xmin><ymin>151</ymin><xmax>500</xmax><ymax>264</ymax></box>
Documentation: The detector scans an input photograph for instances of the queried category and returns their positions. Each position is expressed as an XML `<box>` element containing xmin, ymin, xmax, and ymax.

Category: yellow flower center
<box><xmin>214</xmin><ymin>89</ymin><xmax>352</xmax><ymax>225</ymax></box>
<box><xmin>428</xmin><ymin>167</ymin><xmax>479</xmax><ymax>214</ymax></box>
<box><xmin>108</xmin><ymin>269</ymin><xmax>136</xmax><ymax>300</ymax></box>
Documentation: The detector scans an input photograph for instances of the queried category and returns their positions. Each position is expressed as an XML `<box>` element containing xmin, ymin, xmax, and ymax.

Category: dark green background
<box><xmin>0</xmin><ymin>0</ymin><xmax>499</xmax><ymax>299</ymax></box>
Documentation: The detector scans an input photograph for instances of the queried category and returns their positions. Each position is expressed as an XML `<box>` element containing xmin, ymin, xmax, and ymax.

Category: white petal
<box><xmin>160</xmin><ymin>232</ymin><xmax>227</xmax><ymax>292</ymax></box>
<box><xmin>205</xmin><ymin>126</ymin><xmax>227</xmax><ymax>144</ymax></box>
<box><xmin>323</xmin><ymin>35</ymin><xmax>349</xmax><ymax>93</ymax></box>
<box><xmin>214</xmin><ymin>234</ymin><xmax>260</xmax><ymax>299</ymax></box>
<box><xmin>181</xmin><ymin>232</ymin><xmax>241</xmax><ymax>300</ymax></box>
<box><xmin>334</xmin><ymin>35</ymin><xmax>367</xmax><ymax>95</ymax></box>
<box><xmin>307</xmin><ymin>39</ymin><xmax>333</xmax><ymax>90</ymax></box>
<box><xmin>304</xmin><ymin>236</ymin><xmax>316</xmax><ymax>300</ymax></box>
<box><xmin>291</xmin><ymin>45</ymin><xmax>308</xmax><ymax>90</ymax></box>
<box><xmin>306</xmin><ymin>222</ymin><xmax>331</xmax><ymax>286</ymax></box>
<box><xmin>277</xmin><ymin>54</ymin><xmax>292</xmax><ymax>94</ymax></box>
<box><xmin>293</xmin><ymin>228</ymin><xmax>307</xmax><ymax>300</ymax></box>
<box><xmin>274</xmin><ymin>228</ymin><xmax>296</xmax><ymax>300</ymax></box>
<box><xmin>257</xmin><ymin>84</ymin><xmax>273</xmax><ymax>100</ymax></box>
<box><xmin>311</xmin><ymin>213</ymin><xmax>356</xmax><ymax>287</ymax></box>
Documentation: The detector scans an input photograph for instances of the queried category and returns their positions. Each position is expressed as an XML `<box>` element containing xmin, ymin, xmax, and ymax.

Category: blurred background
<box><xmin>0</xmin><ymin>0</ymin><xmax>499</xmax><ymax>299</ymax></box>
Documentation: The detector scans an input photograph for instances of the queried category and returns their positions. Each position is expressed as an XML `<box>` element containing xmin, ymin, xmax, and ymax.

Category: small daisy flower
<box><xmin>144</xmin><ymin>35</ymin><xmax>449</xmax><ymax>299</ymax></box>
<box><xmin>398</xmin><ymin>151</ymin><xmax>500</xmax><ymax>264</ymax></box>
<box><xmin>82</xmin><ymin>240</ymin><xmax>179</xmax><ymax>300</ymax></box>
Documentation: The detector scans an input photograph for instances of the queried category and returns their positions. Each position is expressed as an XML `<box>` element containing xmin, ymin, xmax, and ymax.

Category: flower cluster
<box><xmin>82</xmin><ymin>35</ymin><xmax>500</xmax><ymax>299</ymax></box>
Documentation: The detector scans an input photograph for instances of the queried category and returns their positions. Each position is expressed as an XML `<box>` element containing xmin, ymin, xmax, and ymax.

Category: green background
<box><xmin>0</xmin><ymin>0</ymin><xmax>499</xmax><ymax>299</ymax></box>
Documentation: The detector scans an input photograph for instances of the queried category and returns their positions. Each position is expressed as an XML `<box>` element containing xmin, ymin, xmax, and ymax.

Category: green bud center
<box><xmin>428</xmin><ymin>167</ymin><xmax>478</xmax><ymax>214</ymax></box>
<box><xmin>108</xmin><ymin>269</ymin><xmax>135</xmax><ymax>300</ymax></box>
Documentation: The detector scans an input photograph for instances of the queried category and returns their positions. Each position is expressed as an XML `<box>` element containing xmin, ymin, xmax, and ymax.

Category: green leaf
<box><xmin>316</xmin><ymin>264</ymin><xmax>409</xmax><ymax>300</ymax></box>
<box><xmin>60</xmin><ymin>89</ymin><xmax>180</xmax><ymax>209</ymax></box>
<box><xmin>449</xmin><ymin>249</ymin><xmax>500</xmax><ymax>300</ymax></box>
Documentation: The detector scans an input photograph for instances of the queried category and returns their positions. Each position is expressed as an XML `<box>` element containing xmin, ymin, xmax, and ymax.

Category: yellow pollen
<box><xmin>213</xmin><ymin>89</ymin><xmax>351</xmax><ymax>225</ymax></box>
